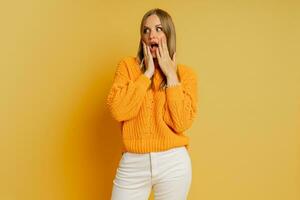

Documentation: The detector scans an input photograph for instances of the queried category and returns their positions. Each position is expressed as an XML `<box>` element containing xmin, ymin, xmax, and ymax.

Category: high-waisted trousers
<box><xmin>111</xmin><ymin>146</ymin><xmax>192</xmax><ymax>200</ymax></box>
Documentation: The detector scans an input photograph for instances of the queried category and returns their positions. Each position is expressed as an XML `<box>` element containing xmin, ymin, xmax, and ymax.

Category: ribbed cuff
<box><xmin>123</xmin><ymin>137</ymin><xmax>189</xmax><ymax>153</ymax></box>
<box><xmin>166</xmin><ymin>84</ymin><xmax>184</xmax><ymax>102</ymax></box>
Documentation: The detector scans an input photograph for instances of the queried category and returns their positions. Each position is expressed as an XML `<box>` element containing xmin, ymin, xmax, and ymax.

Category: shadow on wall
<box><xmin>60</xmin><ymin>56</ymin><xmax>124</xmax><ymax>199</ymax></box>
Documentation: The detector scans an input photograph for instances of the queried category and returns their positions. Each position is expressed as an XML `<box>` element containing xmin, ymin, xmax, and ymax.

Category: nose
<box><xmin>149</xmin><ymin>30</ymin><xmax>157</xmax><ymax>40</ymax></box>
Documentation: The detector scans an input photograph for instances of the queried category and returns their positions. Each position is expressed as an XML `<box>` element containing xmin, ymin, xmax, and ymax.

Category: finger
<box><xmin>172</xmin><ymin>52</ymin><xmax>176</xmax><ymax>62</ymax></box>
<box><xmin>147</xmin><ymin>45</ymin><xmax>152</xmax><ymax>59</ymax></box>
<box><xmin>156</xmin><ymin>47</ymin><xmax>161</xmax><ymax>59</ymax></box>
<box><xmin>158</xmin><ymin>37</ymin><xmax>164</xmax><ymax>57</ymax></box>
<box><xmin>142</xmin><ymin>41</ymin><xmax>148</xmax><ymax>57</ymax></box>
<box><xmin>162</xmin><ymin>37</ymin><xmax>169</xmax><ymax>56</ymax></box>
<box><xmin>161</xmin><ymin>37</ymin><xmax>166</xmax><ymax>53</ymax></box>
<box><xmin>172</xmin><ymin>52</ymin><xmax>177</xmax><ymax>70</ymax></box>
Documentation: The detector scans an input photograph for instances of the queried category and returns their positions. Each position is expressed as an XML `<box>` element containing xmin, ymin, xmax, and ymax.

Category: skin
<box><xmin>141</xmin><ymin>14</ymin><xmax>179</xmax><ymax>86</ymax></box>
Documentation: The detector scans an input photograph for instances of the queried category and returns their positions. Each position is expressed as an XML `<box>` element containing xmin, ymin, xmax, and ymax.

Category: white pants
<box><xmin>111</xmin><ymin>146</ymin><xmax>192</xmax><ymax>200</ymax></box>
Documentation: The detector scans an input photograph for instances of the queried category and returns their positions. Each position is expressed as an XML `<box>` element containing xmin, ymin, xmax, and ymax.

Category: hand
<box><xmin>142</xmin><ymin>41</ymin><xmax>154</xmax><ymax>78</ymax></box>
<box><xmin>155</xmin><ymin>37</ymin><xmax>177</xmax><ymax>78</ymax></box>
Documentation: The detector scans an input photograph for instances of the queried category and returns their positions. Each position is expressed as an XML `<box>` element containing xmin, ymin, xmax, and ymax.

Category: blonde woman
<box><xmin>107</xmin><ymin>8</ymin><xmax>198</xmax><ymax>200</ymax></box>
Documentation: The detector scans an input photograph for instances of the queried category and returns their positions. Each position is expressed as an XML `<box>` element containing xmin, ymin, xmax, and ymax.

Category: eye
<box><xmin>143</xmin><ymin>28</ymin><xmax>150</xmax><ymax>34</ymax></box>
<box><xmin>156</xmin><ymin>27</ymin><xmax>163</xmax><ymax>32</ymax></box>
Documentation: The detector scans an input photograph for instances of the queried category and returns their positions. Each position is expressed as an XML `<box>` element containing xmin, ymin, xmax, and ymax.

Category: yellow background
<box><xmin>1</xmin><ymin>0</ymin><xmax>300</xmax><ymax>199</ymax></box>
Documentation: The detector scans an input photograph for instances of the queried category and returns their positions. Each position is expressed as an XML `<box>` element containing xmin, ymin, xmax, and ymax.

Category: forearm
<box><xmin>164</xmin><ymin>70</ymin><xmax>198</xmax><ymax>132</ymax></box>
<box><xmin>107</xmin><ymin>74</ymin><xmax>151</xmax><ymax>121</ymax></box>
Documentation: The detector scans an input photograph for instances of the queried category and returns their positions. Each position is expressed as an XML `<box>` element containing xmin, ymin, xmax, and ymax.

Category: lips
<box><xmin>149</xmin><ymin>42</ymin><xmax>159</xmax><ymax>52</ymax></box>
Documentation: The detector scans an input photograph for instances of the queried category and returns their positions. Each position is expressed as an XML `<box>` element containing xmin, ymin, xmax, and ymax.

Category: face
<box><xmin>142</xmin><ymin>14</ymin><xmax>167</xmax><ymax>58</ymax></box>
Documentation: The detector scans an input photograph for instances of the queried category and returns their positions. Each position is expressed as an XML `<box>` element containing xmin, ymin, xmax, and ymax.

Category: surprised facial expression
<box><xmin>142</xmin><ymin>14</ymin><xmax>167</xmax><ymax>58</ymax></box>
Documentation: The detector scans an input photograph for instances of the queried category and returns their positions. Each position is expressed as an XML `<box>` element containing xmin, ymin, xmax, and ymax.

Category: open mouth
<box><xmin>150</xmin><ymin>43</ymin><xmax>159</xmax><ymax>51</ymax></box>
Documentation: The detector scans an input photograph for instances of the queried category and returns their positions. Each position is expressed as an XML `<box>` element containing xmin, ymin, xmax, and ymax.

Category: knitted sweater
<box><xmin>106</xmin><ymin>56</ymin><xmax>198</xmax><ymax>154</ymax></box>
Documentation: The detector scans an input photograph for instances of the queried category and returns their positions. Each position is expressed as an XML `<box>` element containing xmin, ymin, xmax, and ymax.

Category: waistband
<box><xmin>124</xmin><ymin>146</ymin><xmax>187</xmax><ymax>156</ymax></box>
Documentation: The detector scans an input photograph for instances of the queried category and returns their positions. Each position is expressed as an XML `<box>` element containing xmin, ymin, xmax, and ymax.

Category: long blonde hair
<box><xmin>136</xmin><ymin>8</ymin><xmax>176</xmax><ymax>88</ymax></box>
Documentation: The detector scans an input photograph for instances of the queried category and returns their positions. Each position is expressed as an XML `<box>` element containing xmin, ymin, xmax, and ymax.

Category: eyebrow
<box><xmin>143</xmin><ymin>24</ymin><xmax>163</xmax><ymax>29</ymax></box>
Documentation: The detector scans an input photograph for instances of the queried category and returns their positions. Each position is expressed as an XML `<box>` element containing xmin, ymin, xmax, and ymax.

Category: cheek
<box><xmin>159</xmin><ymin>34</ymin><xmax>167</xmax><ymax>40</ymax></box>
<box><xmin>141</xmin><ymin>37</ymin><xmax>149</xmax><ymax>45</ymax></box>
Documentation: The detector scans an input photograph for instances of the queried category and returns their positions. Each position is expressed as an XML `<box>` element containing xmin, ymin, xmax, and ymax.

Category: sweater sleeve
<box><xmin>106</xmin><ymin>58</ymin><xmax>151</xmax><ymax>122</ymax></box>
<box><xmin>163</xmin><ymin>67</ymin><xmax>198</xmax><ymax>133</ymax></box>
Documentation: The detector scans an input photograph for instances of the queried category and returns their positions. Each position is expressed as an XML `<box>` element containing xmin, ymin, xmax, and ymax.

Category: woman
<box><xmin>106</xmin><ymin>8</ymin><xmax>198</xmax><ymax>200</ymax></box>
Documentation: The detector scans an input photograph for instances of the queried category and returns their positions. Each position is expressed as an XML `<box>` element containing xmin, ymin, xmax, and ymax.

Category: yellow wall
<box><xmin>1</xmin><ymin>0</ymin><xmax>300</xmax><ymax>199</ymax></box>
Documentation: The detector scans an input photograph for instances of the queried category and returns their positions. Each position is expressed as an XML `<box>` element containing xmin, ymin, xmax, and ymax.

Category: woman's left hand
<box><xmin>156</xmin><ymin>37</ymin><xmax>177</xmax><ymax>78</ymax></box>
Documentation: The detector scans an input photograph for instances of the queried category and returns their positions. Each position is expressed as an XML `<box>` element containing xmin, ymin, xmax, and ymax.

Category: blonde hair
<box><xmin>136</xmin><ymin>8</ymin><xmax>176</xmax><ymax>89</ymax></box>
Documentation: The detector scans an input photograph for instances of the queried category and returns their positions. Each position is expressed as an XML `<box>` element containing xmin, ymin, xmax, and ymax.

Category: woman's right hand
<box><xmin>142</xmin><ymin>41</ymin><xmax>154</xmax><ymax>79</ymax></box>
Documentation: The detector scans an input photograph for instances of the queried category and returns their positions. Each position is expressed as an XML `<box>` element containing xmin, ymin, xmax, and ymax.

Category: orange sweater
<box><xmin>106</xmin><ymin>56</ymin><xmax>198</xmax><ymax>154</ymax></box>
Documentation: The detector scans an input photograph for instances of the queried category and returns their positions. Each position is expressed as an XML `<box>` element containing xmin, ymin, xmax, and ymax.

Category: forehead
<box><xmin>144</xmin><ymin>14</ymin><xmax>161</xmax><ymax>27</ymax></box>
